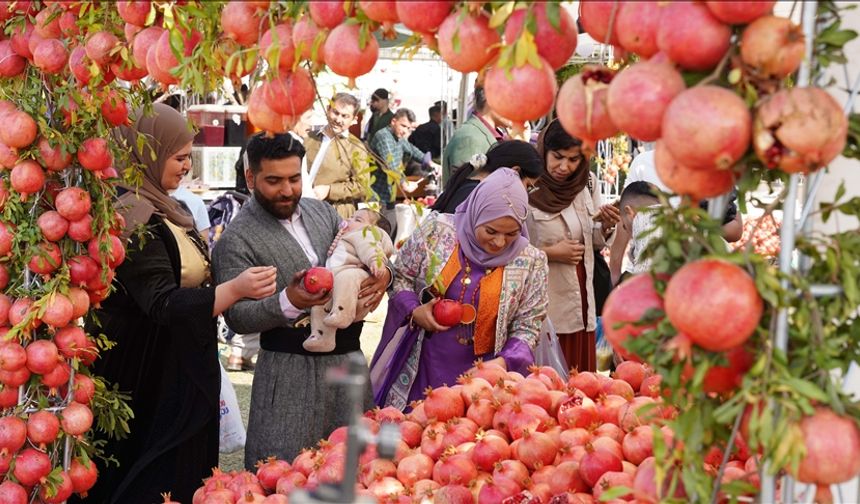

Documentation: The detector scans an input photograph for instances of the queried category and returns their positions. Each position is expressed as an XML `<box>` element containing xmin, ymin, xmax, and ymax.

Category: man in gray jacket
<box><xmin>211</xmin><ymin>133</ymin><xmax>388</xmax><ymax>468</ymax></box>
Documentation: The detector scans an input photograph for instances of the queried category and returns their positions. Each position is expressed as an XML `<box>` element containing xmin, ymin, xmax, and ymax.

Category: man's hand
<box><xmin>314</xmin><ymin>184</ymin><xmax>331</xmax><ymax>200</ymax></box>
<box><xmin>595</xmin><ymin>204</ymin><xmax>621</xmax><ymax>228</ymax></box>
<box><xmin>358</xmin><ymin>267</ymin><xmax>391</xmax><ymax>310</ymax></box>
<box><xmin>285</xmin><ymin>269</ymin><xmax>331</xmax><ymax>310</ymax></box>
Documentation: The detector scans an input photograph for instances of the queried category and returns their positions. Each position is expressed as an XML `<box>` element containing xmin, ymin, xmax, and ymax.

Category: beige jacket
<box><xmin>330</xmin><ymin>227</ymin><xmax>395</xmax><ymax>275</ymax></box>
<box><xmin>305</xmin><ymin>131</ymin><xmax>372</xmax><ymax>219</ymax></box>
<box><xmin>527</xmin><ymin>173</ymin><xmax>609</xmax><ymax>334</ymax></box>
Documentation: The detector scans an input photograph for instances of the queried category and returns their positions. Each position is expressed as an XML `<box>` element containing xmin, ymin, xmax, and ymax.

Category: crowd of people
<box><xmin>85</xmin><ymin>83</ymin><xmax>745</xmax><ymax>502</ymax></box>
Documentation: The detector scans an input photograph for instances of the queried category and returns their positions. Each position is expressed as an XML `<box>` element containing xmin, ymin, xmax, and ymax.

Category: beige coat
<box><xmin>305</xmin><ymin>131</ymin><xmax>372</xmax><ymax>219</ymax></box>
<box><xmin>527</xmin><ymin>174</ymin><xmax>608</xmax><ymax>334</ymax></box>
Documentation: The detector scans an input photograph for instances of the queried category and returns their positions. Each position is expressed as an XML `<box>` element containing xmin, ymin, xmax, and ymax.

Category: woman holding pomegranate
<box><xmin>371</xmin><ymin>168</ymin><xmax>549</xmax><ymax>410</ymax></box>
<box><xmin>527</xmin><ymin>120</ymin><xmax>620</xmax><ymax>372</ymax></box>
<box><xmin>78</xmin><ymin>104</ymin><xmax>277</xmax><ymax>504</ymax></box>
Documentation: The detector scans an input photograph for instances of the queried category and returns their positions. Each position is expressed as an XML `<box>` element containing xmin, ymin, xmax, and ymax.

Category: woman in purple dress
<box><xmin>370</xmin><ymin>168</ymin><xmax>549</xmax><ymax>410</ymax></box>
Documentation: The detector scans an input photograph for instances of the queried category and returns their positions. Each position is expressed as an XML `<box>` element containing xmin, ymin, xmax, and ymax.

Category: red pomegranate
<box><xmin>12</xmin><ymin>448</ymin><xmax>51</xmax><ymax>487</ymax></box>
<box><xmin>77</xmin><ymin>137</ymin><xmax>113</xmax><ymax>171</ymax></box>
<box><xmin>68</xmin><ymin>45</ymin><xmax>92</xmax><ymax>85</ymax></box>
<box><xmin>323</xmin><ymin>23</ymin><xmax>378</xmax><ymax>88</ymax></box>
<box><xmin>661</xmin><ymin>86</ymin><xmax>751</xmax><ymax>171</ymax></box>
<box><xmin>0</xmin><ymin>142</ymin><xmax>16</xmax><ymax>169</ymax></box>
<box><xmin>0</xmin><ymin>481</ymin><xmax>27</xmax><ymax>503</ymax></box>
<box><xmin>0</xmin><ymin>340</ymin><xmax>26</xmax><ymax>371</ymax></box>
<box><xmin>132</xmin><ymin>26</ymin><xmax>164</xmax><ymax>68</ymax></box>
<box><xmin>260</xmin><ymin>23</ymin><xmax>296</xmax><ymax>71</ymax></box>
<box><xmin>557</xmin><ymin>66</ymin><xmax>618</xmax><ymax>148</ymax></box>
<box><xmin>28</xmin><ymin>241</ymin><xmax>63</xmax><ymax>274</ymax></box>
<box><xmin>0</xmin><ymin>416</ymin><xmax>27</xmax><ymax>453</ymax></box>
<box><xmin>111</xmin><ymin>53</ymin><xmax>150</xmax><ymax>82</ymax></box>
<box><xmin>152</xmin><ymin>28</ymin><xmax>201</xmax><ymax>84</ymax></box>
<box><xmin>69</xmin><ymin>458</ymin><xmax>98</xmax><ymax>495</ymax></box>
<box><xmin>740</xmin><ymin>16</ymin><xmax>805</xmax><ymax>79</ymax></box>
<box><xmin>615</xmin><ymin>2</ymin><xmax>661</xmax><ymax>58</ymax></box>
<box><xmin>55</xmin><ymin>325</ymin><xmax>89</xmax><ymax>359</ymax></box>
<box><xmin>221</xmin><ymin>1</ymin><xmax>262</xmax><ymax>47</ymax></box>
<box><xmin>0</xmin><ymin>41</ymin><xmax>26</xmax><ymax>78</ymax></box>
<box><xmin>263</xmin><ymin>67</ymin><xmax>315</xmax><ymax>117</ymax></box>
<box><xmin>0</xmin><ymin>110</ymin><xmax>37</xmax><ymax>149</ymax></box>
<box><xmin>68</xmin><ymin>214</ymin><xmax>95</xmax><ymax>242</ymax></box>
<box><xmin>68</xmin><ymin>287</ymin><xmax>91</xmax><ymax>319</ymax></box>
<box><xmin>117</xmin><ymin>0</ymin><xmax>151</xmax><ymax>27</ymax></box>
<box><xmin>69</xmin><ymin>255</ymin><xmax>100</xmax><ymax>286</ymax></box>
<box><xmin>40</xmin><ymin>470</ymin><xmax>74</xmax><ymax>503</ymax></box>
<box><xmin>753</xmin><ymin>87</ymin><xmax>848</xmax><ymax>174</ymax></box>
<box><xmin>303</xmin><ymin>266</ymin><xmax>334</xmax><ymax>294</ymax></box>
<box><xmin>360</xmin><ymin>1</ymin><xmax>398</xmax><ymax>35</ymax></box>
<box><xmin>485</xmin><ymin>56</ymin><xmax>558</xmax><ymax>128</ymax></box>
<box><xmin>654</xmin><ymin>140</ymin><xmax>735</xmax><ymax>201</ymax></box>
<box><xmin>34</xmin><ymin>6</ymin><xmax>63</xmax><ymax>38</ymax></box>
<box><xmin>146</xmin><ymin>42</ymin><xmax>178</xmax><ymax>86</ymax></box>
<box><xmin>395</xmin><ymin>1</ymin><xmax>453</xmax><ymax>34</ymax></box>
<box><xmin>706</xmin><ymin>1</ymin><xmax>776</xmax><ymax>25</ymax></box>
<box><xmin>87</xmin><ymin>234</ymin><xmax>126</xmax><ymax>268</ymax></box>
<box><xmin>579</xmin><ymin>1</ymin><xmax>620</xmax><ymax>46</ymax></box>
<box><xmin>607</xmin><ymin>58</ymin><xmax>685</xmax><ymax>142</ymax></box>
<box><xmin>27</xmin><ymin>410</ymin><xmax>60</xmax><ymax>447</ymax></box>
<box><xmin>0</xmin><ymin>222</ymin><xmax>14</xmax><ymax>257</ymax></box>
<box><xmin>11</xmin><ymin>160</ymin><xmax>46</xmax><ymax>197</ymax></box>
<box><xmin>794</xmin><ymin>408</ymin><xmax>860</xmax><ymax>485</ymax></box>
<box><xmin>432</xmin><ymin>299</ymin><xmax>463</xmax><ymax>327</ymax></box>
<box><xmin>437</xmin><ymin>11</ymin><xmax>499</xmax><ymax>74</ymax></box>
<box><xmin>33</xmin><ymin>38</ymin><xmax>68</xmax><ymax>74</ymax></box>
<box><xmin>309</xmin><ymin>1</ymin><xmax>347</xmax><ymax>29</ymax></box>
<box><xmin>504</xmin><ymin>5</ymin><xmax>577</xmax><ymax>70</ymax></box>
<box><xmin>100</xmin><ymin>91</ymin><xmax>129</xmax><ymax>126</ymax></box>
<box><xmin>55</xmin><ymin>187</ymin><xmax>93</xmax><ymax>221</ymax></box>
<box><xmin>61</xmin><ymin>401</ymin><xmax>93</xmax><ymax>436</ymax></box>
<box><xmin>10</xmin><ymin>22</ymin><xmax>35</xmax><ymax>60</ymax></box>
<box><xmin>602</xmin><ymin>273</ymin><xmax>664</xmax><ymax>361</ymax></box>
<box><xmin>657</xmin><ymin>2</ymin><xmax>731</xmax><ymax>71</ymax></box>
<box><xmin>42</xmin><ymin>293</ymin><xmax>74</xmax><ymax>328</ymax></box>
<box><xmin>396</xmin><ymin>452</ymin><xmax>433</xmax><ymax>486</ymax></box>
<box><xmin>701</xmin><ymin>345</ymin><xmax>754</xmax><ymax>394</ymax></box>
<box><xmin>85</xmin><ymin>30</ymin><xmax>120</xmax><ymax>66</ymax></box>
<box><xmin>292</xmin><ymin>16</ymin><xmax>325</xmax><ymax>64</ymax></box>
<box><xmin>664</xmin><ymin>258</ymin><xmax>763</xmax><ymax>352</ymax></box>
<box><xmin>424</xmin><ymin>386</ymin><xmax>465</xmax><ymax>422</ymax></box>
<box><xmin>38</xmin><ymin>137</ymin><xmax>72</xmax><ymax>171</ymax></box>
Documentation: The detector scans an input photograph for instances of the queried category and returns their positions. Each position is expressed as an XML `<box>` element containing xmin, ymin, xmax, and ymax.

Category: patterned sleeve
<box><xmin>391</xmin><ymin>214</ymin><xmax>440</xmax><ymax>294</ymax></box>
<box><xmin>508</xmin><ymin>249</ymin><xmax>550</xmax><ymax>348</ymax></box>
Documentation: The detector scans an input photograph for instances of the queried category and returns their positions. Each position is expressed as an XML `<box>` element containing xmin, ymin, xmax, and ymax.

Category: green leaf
<box><xmin>514</xmin><ymin>37</ymin><xmax>528</xmax><ymax>67</ymax></box>
<box><xmin>452</xmin><ymin>29</ymin><xmax>461</xmax><ymax>54</ymax></box>
<box><xmin>835</xmin><ymin>181</ymin><xmax>846</xmax><ymax>202</ymax></box>
<box><xmin>546</xmin><ymin>1</ymin><xmax>561</xmax><ymax>31</ymax></box>
<box><xmin>783</xmin><ymin>377</ymin><xmax>829</xmax><ymax>402</ymax></box>
<box><xmin>145</xmin><ymin>3</ymin><xmax>157</xmax><ymax>26</ymax></box>
<box><xmin>489</xmin><ymin>2</ymin><xmax>516</xmax><ymax>29</ymax></box>
<box><xmin>818</xmin><ymin>28</ymin><xmax>858</xmax><ymax>47</ymax></box>
<box><xmin>597</xmin><ymin>486</ymin><xmax>633</xmax><ymax>501</ymax></box>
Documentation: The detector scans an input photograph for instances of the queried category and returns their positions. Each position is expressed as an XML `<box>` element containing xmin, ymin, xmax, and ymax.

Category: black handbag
<box><xmin>587</xmin><ymin>175</ymin><xmax>613</xmax><ymax>316</ymax></box>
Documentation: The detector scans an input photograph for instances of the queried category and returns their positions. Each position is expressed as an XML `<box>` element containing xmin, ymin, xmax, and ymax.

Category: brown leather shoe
<box><xmin>226</xmin><ymin>356</ymin><xmax>244</xmax><ymax>372</ymax></box>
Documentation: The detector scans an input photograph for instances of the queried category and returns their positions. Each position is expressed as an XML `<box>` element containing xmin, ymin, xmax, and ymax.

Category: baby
<box><xmin>304</xmin><ymin>209</ymin><xmax>395</xmax><ymax>352</ymax></box>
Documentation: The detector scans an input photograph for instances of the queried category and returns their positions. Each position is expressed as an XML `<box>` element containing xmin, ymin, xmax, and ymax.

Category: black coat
<box><xmin>74</xmin><ymin>216</ymin><xmax>219</xmax><ymax>504</ymax></box>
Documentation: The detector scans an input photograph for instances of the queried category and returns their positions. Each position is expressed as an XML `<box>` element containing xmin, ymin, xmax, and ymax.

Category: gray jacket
<box><xmin>211</xmin><ymin>196</ymin><xmax>341</xmax><ymax>334</ymax></box>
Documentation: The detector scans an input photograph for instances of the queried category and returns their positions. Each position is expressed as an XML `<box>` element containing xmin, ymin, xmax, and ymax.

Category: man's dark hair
<box><xmin>620</xmin><ymin>181</ymin><xmax>659</xmax><ymax>210</ymax></box>
<box><xmin>474</xmin><ymin>86</ymin><xmax>488</xmax><ymax>114</ymax></box>
<box><xmin>331</xmin><ymin>92</ymin><xmax>360</xmax><ymax>113</ymax></box>
<box><xmin>244</xmin><ymin>133</ymin><xmax>306</xmax><ymax>175</ymax></box>
<box><xmin>393</xmin><ymin>108</ymin><xmax>416</xmax><ymax>123</ymax></box>
<box><xmin>428</xmin><ymin>105</ymin><xmax>442</xmax><ymax>119</ymax></box>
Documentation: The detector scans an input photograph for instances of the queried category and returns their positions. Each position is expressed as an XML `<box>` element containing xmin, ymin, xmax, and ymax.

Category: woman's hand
<box><xmin>594</xmin><ymin>204</ymin><xmax>621</xmax><ymax>229</ymax></box>
<box><xmin>544</xmin><ymin>239</ymin><xmax>586</xmax><ymax>265</ymax></box>
<box><xmin>411</xmin><ymin>299</ymin><xmax>451</xmax><ymax>333</ymax></box>
<box><xmin>231</xmin><ymin>266</ymin><xmax>277</xmax><ymax>300</ymax></box>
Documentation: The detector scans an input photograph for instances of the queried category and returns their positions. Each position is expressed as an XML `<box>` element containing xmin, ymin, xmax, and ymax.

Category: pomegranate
<box><xmin>472</xmin><ymin>433</ymin><xmax>511</xmax><ymax>472</ymax></box>
<box><xmin>34</xmin><ymin>6</ymin><xmax>63</xmax><ymax>38</ymax></box>
<box><xmin>793</xmin><ymin>408</ymin><xmax>860</xmax><ymax>485</ymax></box>
<box><xmin>434</xmin><ymin>483</ymin><xmax>473</xmax><ymax>504</ymax></box>
<box><xmin>39</xmin><ymin>469</ymin><xmax>74</xmax><ymax>503</ymax></box>
<box><xmin>10</xmin><ymin>23</ymin><xmax>35</xmax><ymax>60</ymax></box>
<box><xmin>10</xmin><ymin>160</ymin><xmax>45</xmax><ymax>197</ymax></box>
<box><xmin>359</xmin><ymin>1</ymin><xmax>398</xmax><ymax>35</ymax></box>
<box><xmin>395</xmin><ymin>1</ymin><xmax>452</xmax><ymax>34</ymax></box>
<box><xmin>77</xmin><ymin>138</ymin><xmax>113</xmax><ymax>171</ymax></box>
<box><xmin>396</xmin><ymin>452</ymin><xmax>433</xmax><ymax>486</ymax></box>
<box><xmin>657</xmin><ymin>2</ymin><xmax>731</xmax><ymax>71</ymax></box>
<box><xmin>323</xmin><ymin>23</ymin><xmax>378</xmax><ymax>87</ymax></box>
<box><xmin>661</xmin><ymin>85</ymin><xmax>751</xmax><ymax>171</ymax></box>
<box><xmin>753</xmin><ymin>87</ymin><xmax>848</xmax><ymax>174</ymax></box>
<box><xmin>579</xmin><ymin>444</ymin><xmax>623</xmax><ymax>488</ymax></box>
<box><xmin>433</xmin><ymin>450</ymin><xmax>478</xmax><ymax>485</ymax></box>
<box><xmin>607</xmin><ymin>58</ymin><xmax>685</xmax><ymax>142</ymax></box>
<box><xmin>68</xmin><ymin>45</ymin><xmax>92</xmax><ymax>84</ymax></box>
<box><xmin>484</xmin><ymin>56</ymin><xmax>558</xmax><ymax>127</ymax></box>
<box><xmin>37</xmin><ymin>210</ymin><xmax>69</xmax><ymax>242</ymax></box>
<box><xmin>27</xmin><ymin>410</ymin><xmax>60</xmax><ymax>447</ymax></box>
<box><xmin>568</xmin><ymin>370</ymin><xmax>601</xmax><ymax>398</ymax></box>
<box><xmin>85</xmin><ymin>30</ymin><xmax>119</xmax><ymax>66</ymax></box>
<box><xmin>466</xmin><ymin>398</ymin><xmax>496</xmax><ymax>429</ymax></box>
<box><xmin>740</xmin><ymin>16</ymin><xmax>805</xmax><ymax>79</ymax></box>
<box><xmin>0</xmin><ymin>387</ymin><xmax>18</xmax><ymax>409</ymax></box>
<box><xmin>0</xmin><ymin>142</ymin><xmax>17</xmax><ymax>169</ymax></box>
<box><xmin>309</xmin><ymin>1</ymin><xmax>347</xmax><ymax>29</ymax></box>
<box><xmin>38</xmin><ymin>137</ymin><xmax>72</xmax><ymax>171</ymax></box>
<box><xmin>73</xmin><ymin>374</ymin><xmax>96</xmax><ymax>404</ymax></box>
<box><xmin>303</xmin><ymin>266</ymin><xmax>334</xmax><ymax>294</ymax></box>
<box><xmin>9</xmin><ymin>297</ymin><xmax>39</xmax><ymax>331</ymax></box>
<box><xmin>275</xmin><ymin>471</ymin><xmax>306</xmax><ymax>494</ymax></box>
<box><xmin>28</xmin><ymin>241</ymin><xmax>63</xmax><ymax>274</ymax></box>
<box><xmin>0</xmin><ymin>41</ymin><xmax>26</xmax><ymax>78</ymax></box>
<box><xmin>602</xmin><ymin>273</ymin><xmax>664</xmax><ymax>361</ymax></box>
<box><xmin>0</xmin><ymin>264</ymin><xmax>7</xmax><ymax>290</ymax></box>
<box><xmin>615</xmin><ymin>2</ymin><xmax>661</xmax><ymax>59</ymax></box>
<box><xmin>26</xmin><ymin>339</ymin><xmax>59</xmax><ymax>375</ymax></box>
<box><xmin>101</xmin><ymin>91</ymin><xmax>129</xmax><ymax>126</ymax></box>
<box><xmin>701</xmin><ymin>345</ymin><xmax>754</xmax><ymax>394</ymax></box>
<box><xmin>432</xmin><ymin>299</ymin><xmax>463</xmax><ymax>327</ymax></box>
<box><xmin>292</xmin><ymin>16</ymin><xmax>325</xmax><ymax>64</ymax></box>
<box><xmin>654</xmin><ymin>140</ymin><xmax>735</xmax><ymax>201</ymax></box>
<box><xmin>222</xmin><ymin>1</ymin><xmax>262</xmax><ymax>47</ymax></box>
<box><xmin>424</xmin><ymin>386</ymin><xmax>465</xmax><ymax>422</ymax></box>
<box><xmin>504</xmin><ymin>5</ymin><xmax>577</xmax><ymax>70</ymax></box>
<box><xmin>13</xmin><ymin>448</ymin><xmax>51</xmax><ymax>486</ymax></box>
<box><xmin>437</xmin><ymin>11</ymin><xmax>499</xmax><ymax>74</ymax></box>
<box><xmin>579</xmin><ymin>1</ymin><xmax>620</xmax><ymax>46</ymax></box>
<box><xmin>614</xmin><ymin>361</ymin><xmax>647</xmax><ymax>391</ymax></box>
<box><xmin>514</xmin><ymin>429</ymin><xmax>557</xmax><ymax>470</ymax></box>
<box><xmin>247</xmin><ymin>85</ymin><xmax>290</xmax><ymax>134</ymax></box>
<box><xmin>0</xmin><ymin>416</ymin><xmax>27</xmax><ymax>454</ymax></box>
<box><xmin>665</xmin><ymin>258</ymin><xmax>763</xmax><ymax>352</ymax></box>
<box><xmin>556</xmin><ymin>66</ymin><xmax>618</xmax><ymax>148</ymax></box>
<box><xmin>0</xmin><ymin>341</ymin><xmax>26</xmax><ymax>371</ymax></box>
<box><xmin>61</xmin><ymin>402</ymin><xmax>93</xmax><ymax>436</ymax></box>
<box><xmin>87</xmin><ymin>234</ymin><xmax>125</xmax><ymax>268</ymax></box>
<box><xmin>706</xmin><ymin>1</ymin><xmax>776</xmax><ymax>24</ymax></box>
<box><xmin>55</xmin><ymin>187</ymin><xmax>93</xmax><ymax>221</ymax></box>
<box><xmin>117</xmin><ymin>0</ymin><xmax>151</xmax><ymax>27</ymax></box>
<box><xmin>263</xmin><ymin>67</ymin><xmax>315</xmax><ymax>117</ymax></box>
<box><xmin>0</xmin><ymin>110</ymin><xmax>37</xmax><ymax>148</ymax></box>
<box><xmin>69</xmin><ymin>255</ymin><xmax>100</xmax><ymax>286</ymax></box>
<box><xmin>260</xmin><ymin>23</ymin><xmax>295</xmax><ymax>71</ymax></box>
<box><xmin>33</xmin><ymin>38</ymin><xmax>68</xmax><ymax>74</ymax></box>
<box><xmin>621</xmin><ymin>426</ymin><xmax>655</xmax><ymax>465</ymax></box>
<box><xmin>42</xmin><ymin>293</ymin><xmax>74</xmax><ymax>328</ymax></box>
<box><xmin>633</xmin><ymin>457</ymin><xmax>687</xmax><ymax>502</ymax></box>
<box><xmin>0</xmin><ymin>481</ymin><xmax>27</xmax><ymax>503</ymax></box>
<box><xmin>0</xmin><ymin>367</ymin><xmax>30</xmax><ymax>388</ymax></box>
<box><xmin>59</xmin><ymin>11</ymin><xmax>79</xmax><ymax>38</ymax></box>
<box><xmin>617</xmin><ymin>396</ymin><xmax>659</xmax><ymax>432</ymax></box>
<box><xmin>478</xmin><ymin>476</ymin><xmax>521</xmax><ymax>502</ymax></box>
<box><xmin>69</xmin><ymin>457</ymin><xmax>98</xmax><ymax>495</ymax></box>
<box><xmin>132</xmin><ymin>26</ymin><xmax>164</xmax><ymax>68</ymax></box>
<box><xmin>152</xmin><ymin>28</ymin><xmax>201</xmax><ymax>83</ymax></box>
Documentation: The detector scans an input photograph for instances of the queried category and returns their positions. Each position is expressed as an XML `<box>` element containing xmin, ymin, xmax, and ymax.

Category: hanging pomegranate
<box><xmin>602</xmin><ymin>273</ymin><xmax>664</xmax><ymax>361</ymax></box>
<box><xmin>484</xmin><ymin>57</ymin><xmax>557</xmax><ymax>130</ymax></box>
<box><xmin>607</xmin><ymin>57</ymin><xmax>685</xmax><ymax>142</ymax></box>
<box><xmin>705</xmin><ymin>1</ymin><xmax>776</xmax><ymax>25</ymax></box>
<box><xmin>260</xmin><ymin>23</ymin><xmax>295</xmax><ymax>72</ymax></box>
<box><xmin>654</xmin><ymin>140</ymin><xmax>736</xmax><ymax>201</ymax></box>
<box><xmin>437</xmin><ymin>11</ymin><xmax>500</xmax><ymax>74</ymax></box>
<box><xmin>556</xmin><ymin>66</ymin><xmax>618</xmax><ymax>149</ymax></box>
<box><xmin>579</xmin><ymin>1</ymin><xmax>620</xmax><ymax>46</ymax></box>
<box><xmin>657</xmin><ymin>2</ymin><xmax>731</xmax><ymax>71</ymax></box>
<box><xmin>615</xmin><ymin>1</ymin><xmax>661</xmax><ymax>59</ymax></box>
<box><xmin>395</xmin><ymin>1</ymin><xmax>454</xmax><ymax>35</ymax></box>
<box><xmin>794</xmin><ymin>408</ymin><xmax>860</xmax><ymax>485</ymax></box>
<box><xmin>503</xmin><ymin>5</ymin><xmax>577</xmax><ymax>70</ymax></box>
<box><xmin>323</xmin><ymin>23</ymin><xmax>378</xmax><ymax>88</ymax></box>
<box><xmin>740</xmin><ymin>15</ymin><xmax>805</xmax><ymax>79</ymax></box>
<box><xmin>262</xmin><ymin>67</ymin><xmax>315</xmax><ymax>118</ymax></box>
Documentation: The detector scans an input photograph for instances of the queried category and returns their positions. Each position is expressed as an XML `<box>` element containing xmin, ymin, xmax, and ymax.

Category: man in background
<box><xmin>363</xmin><ymin>88</ymin><xmax>394</xmax><ymax>143</ymax></box>
<box><xmin>442</xmin><ymin>86</ymin><xmax>507</xmax><ymax>182</ymax></box>
<box><xmin>409</xmin><ymin>104</ymin><xmax>443</xmax><ymax>162</ymax></box>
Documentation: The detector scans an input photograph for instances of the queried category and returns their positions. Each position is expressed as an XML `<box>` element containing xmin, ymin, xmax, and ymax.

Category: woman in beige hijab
<box><xmin>80</xmin><ymin>104</ymin><xmax>277</xmax><ymax>504</ymax></box>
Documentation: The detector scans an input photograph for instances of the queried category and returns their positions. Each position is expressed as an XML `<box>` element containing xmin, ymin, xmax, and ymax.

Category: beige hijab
<box><xmin>115</xmin><ymin>103</ymin><xmax>196</xmax><ymax>240</ymax></box>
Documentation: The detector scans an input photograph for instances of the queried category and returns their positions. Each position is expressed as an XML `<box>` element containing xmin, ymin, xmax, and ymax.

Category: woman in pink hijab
<box><xmin>371</xmin><ymin>168</ymin><xmax>549</xmax><ymax>410</ymax></box>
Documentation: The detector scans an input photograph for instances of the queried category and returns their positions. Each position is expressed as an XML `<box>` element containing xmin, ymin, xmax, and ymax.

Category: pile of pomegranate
<box><xmin>733</xmin><ymin>214</ymin><xmax>781</xmax><ymax>257</ymax></box>
<box><xmin>187</xmin><ymin>360</ymin><xmax>754</xmax><ymax>504</ymax></box>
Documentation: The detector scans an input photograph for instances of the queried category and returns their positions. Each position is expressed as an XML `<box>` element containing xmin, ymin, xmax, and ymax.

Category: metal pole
<box><xmin>760</xmin><ymin>2</ymin><xmax>818</xmax><ymax>502</ymax></box>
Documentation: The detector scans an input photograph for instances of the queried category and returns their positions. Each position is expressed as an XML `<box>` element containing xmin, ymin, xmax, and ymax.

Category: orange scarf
<box><xmin>434</xmin><ymin>245</ymin><xmax>504</xmax><ymax>355</ymax></box>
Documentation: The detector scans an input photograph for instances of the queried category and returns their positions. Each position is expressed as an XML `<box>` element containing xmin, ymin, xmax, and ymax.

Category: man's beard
<box><xmin>254</xmin><ymin>189</ymin><xmax>299</xmax><ymax>220</ymax></box>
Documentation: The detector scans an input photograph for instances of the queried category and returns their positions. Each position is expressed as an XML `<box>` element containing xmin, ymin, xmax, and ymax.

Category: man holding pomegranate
<box><xmin>211</xmin><ymin>133</ymin><xmax>390</xmax><ymax>468</ymax></box>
